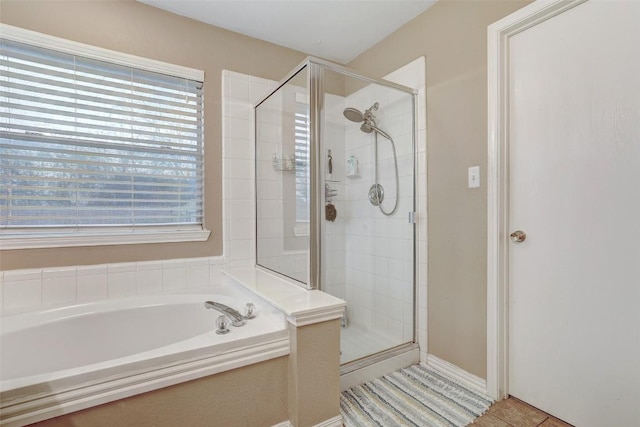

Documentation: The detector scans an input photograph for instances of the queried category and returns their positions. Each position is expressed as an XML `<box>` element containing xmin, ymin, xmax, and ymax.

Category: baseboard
<box><xmin>314</xmin><ymin>415</ymin><xmax>344</xmax><ymax>426</ymax></box>
<box><xmin>426</xmin><ymin>353</ymin><xmax>488</xmax><ymax>396</ymax></box>
<box><xmin>271</xmin><ymin>415</ymin><xmax>343</xmax><ymax>427</ymax></box>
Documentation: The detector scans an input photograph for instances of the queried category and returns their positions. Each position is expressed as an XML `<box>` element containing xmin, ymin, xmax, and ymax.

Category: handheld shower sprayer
<box><xmin>342</xmin><ymin>102</ymin><xmax>399</xmax><ymax>216</ymax></box>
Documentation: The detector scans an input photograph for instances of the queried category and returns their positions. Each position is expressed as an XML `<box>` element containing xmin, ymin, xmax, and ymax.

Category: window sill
<box><xmin>0</xmin><ymin>229</ymin><xmax>211</xmax><ymax>250</ymax></box>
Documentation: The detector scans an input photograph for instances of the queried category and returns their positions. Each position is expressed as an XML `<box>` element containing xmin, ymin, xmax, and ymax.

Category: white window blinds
<box><xmin>294</xmin><ymin>100</ymin><xmax>310</xmax><ymax>222</ymax></box>
<box><xmin>0</xmin><ymin>38</ymin><xmax>204</xmax><ymax>233</ymax></box>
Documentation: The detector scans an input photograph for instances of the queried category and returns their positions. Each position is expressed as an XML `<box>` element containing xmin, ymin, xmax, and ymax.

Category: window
<box><xmin>0</xmin><ymin>26</ymin><xmax>208</xmax><ymax>249</ymax></box>
<box><xmin>294</xmin><ymin>96</ymin><xmax>310</xmax><ymax>224</ymax></box>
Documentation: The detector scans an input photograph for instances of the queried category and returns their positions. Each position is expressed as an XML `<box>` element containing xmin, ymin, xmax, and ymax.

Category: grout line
<box><xmin>535</xmin><ymin>417</ymin><xmax>550</xmax><ymax>427</ymax></box>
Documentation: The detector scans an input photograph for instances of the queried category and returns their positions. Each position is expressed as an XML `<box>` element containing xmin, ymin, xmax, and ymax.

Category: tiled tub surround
<box><xmin>0</xmin><ymin>257</ymin><xmax>226</xmax><ymax>314</ymax></box>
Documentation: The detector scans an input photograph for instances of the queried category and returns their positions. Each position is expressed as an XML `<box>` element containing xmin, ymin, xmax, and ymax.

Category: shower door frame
<box><xmin>316</xmin><ymin>59</ymin><xmax>419</xmax><ymax>367</ymax></box>
<box><xmin>255</xmin><ymin>59</ymin><xmax>419</xmax><ymax>353</ymax></box>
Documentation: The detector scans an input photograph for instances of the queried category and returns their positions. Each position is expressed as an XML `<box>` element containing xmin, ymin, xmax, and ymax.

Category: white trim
<box><xmin>426</xmin><ymin>354</ymin><xmax>487</xmax><ymax>397</ymax></box>
<box><xmin>313</xmin><ymin>415</ymin><xmax>344</xmax><ymax>427</ymax></box>
<box><xmin>0</xmin><ymin>229</ymin><xmax>211</xmax><ymax>250</ymax></box>
<box><xmin>223</xmin><ymin>268</ymin><xmax>346</xmax><ymax>328</ymax></box>
<box><xmin>0</xmin><ymin>24</ymin><xmax>204</xmax><ymax>81</ymax></box>
<box><xmin>1</xmin><ymin>336</ymin><xmax>289</xmax><ymax>427</ymax></box>
<box><xmin>486</xmin><ymin>0</ymin><xmax>588</xmax><ymax>401</ymax></box>
<box><xmin>285</xmin><ymin>306</ymin><xmax>345</xmax><ymax>327</ymax></box>
<box><xmin>270</xmin><ymin>416</ymin><xmax>342</xmax><ymax>427</ymax></box>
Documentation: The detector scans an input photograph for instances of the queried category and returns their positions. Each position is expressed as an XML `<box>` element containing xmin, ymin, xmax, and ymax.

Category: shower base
<box><xmin>340</xmin><ymin>324</ymin><xmax>405</xmax><ymax>364</ymax></box>
<box><xmin>339</xmin><ymin>324</ymin><xmax>419</xmax><ymax>391</ymax></box>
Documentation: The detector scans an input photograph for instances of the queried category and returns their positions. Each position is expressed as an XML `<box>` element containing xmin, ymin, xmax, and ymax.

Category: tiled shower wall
<box><xmin>341</xmin><ymin>65</ymin><xmax>420</xmax><ymax>345</ymax></box>
<box><xmin>254</xmin><ymin>83</ymin><xmax>308</xmax><ymax>283</ymax></box>
<box><xmin>222</xmin><ymin>70</ymin><xmax>277</xmax><ymax>268</ymax></box>
<box><xmin>321</xmin><ymin>94</ymin><xmax>347</xmax><ymax>301</ymax></box>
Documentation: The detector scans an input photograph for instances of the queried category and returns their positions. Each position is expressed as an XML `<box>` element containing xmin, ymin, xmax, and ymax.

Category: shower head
<box><xmin>360</xmin><ymin>122</ymin><xmax>373</xmax><ymax>133</ymax></box>
<box><xmin>344</xmin><ymin>102</ymin><xmax>390</xmax><ymax>139</ymax></box>
<box><xmin>343</xmin><ymin>103</ymin><xmax>379</xmax><ymax>124</ymax></box>
<box><xmin>365</xmin><ymin>123</ymin><xmax>392</xmax><ymax>140</ymax></box>
<box><xmin>343</xmin><ymin>107</ymin><xmax>364</xmax><ymax>123</ymax></box>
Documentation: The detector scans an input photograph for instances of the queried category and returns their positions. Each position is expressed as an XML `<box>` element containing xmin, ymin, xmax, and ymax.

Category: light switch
<box><xmin>468</xmin><ymin>166</ymin><xmax>480</xmax><ymax>188</ymax></box>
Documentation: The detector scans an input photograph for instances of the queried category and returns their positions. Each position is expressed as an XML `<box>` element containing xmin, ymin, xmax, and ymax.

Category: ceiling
<box><xmin>137</xmin><ymin>0</ymin><xmax>437</xmax><ymax>64</ymax></box>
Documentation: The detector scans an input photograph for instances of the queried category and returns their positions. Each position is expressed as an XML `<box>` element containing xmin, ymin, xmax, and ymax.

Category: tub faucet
<box><xmin>204</xmin><ymin>301</ymin><xmax>246</xmax><ymax>327</ymax></box>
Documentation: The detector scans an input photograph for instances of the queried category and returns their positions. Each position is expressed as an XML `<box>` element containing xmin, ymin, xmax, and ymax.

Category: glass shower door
<box><xmin>321</xmin><ymin>69</ymin><xmax>415</xmax><ymax>364</ymax></box>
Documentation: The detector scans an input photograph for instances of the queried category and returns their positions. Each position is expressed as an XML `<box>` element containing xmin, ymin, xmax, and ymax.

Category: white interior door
<box><xmin>507</xmin><ymin>1</ymin><xmax>640</xmax><ymax>426</ymax></box>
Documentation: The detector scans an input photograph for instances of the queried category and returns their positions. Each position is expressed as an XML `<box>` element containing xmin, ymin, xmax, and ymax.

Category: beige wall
<box><xmin>288</xmin><ymin>320</ymin><xmax>341</xmax><ymax>426</ymax></box>
<box><xmin>32</xmin><ymin>357</ymin><xmax>289</xmax><ymax>427</ymax></box>
<box><xmin>347</xmin><ymin>0</ymin><xmax>531</xmax><ymax>379</ymax></box>
<box><xmin>0</xmin><ymin>0</ymin><xmax>306</xmax><ymax>270</ymax></box>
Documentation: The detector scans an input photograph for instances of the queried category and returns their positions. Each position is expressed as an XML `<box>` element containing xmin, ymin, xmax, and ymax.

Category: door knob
<box><xmin>510</xmin><ymin>230</ymin><xmax>527</xmax><ymax>243</ymax></box>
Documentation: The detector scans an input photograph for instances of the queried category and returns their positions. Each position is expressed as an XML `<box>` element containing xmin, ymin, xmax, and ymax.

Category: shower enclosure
<box><xmin>255</xmin><ymin>58</ymin><xmax>416</xmax><ymax>366</ymax></box>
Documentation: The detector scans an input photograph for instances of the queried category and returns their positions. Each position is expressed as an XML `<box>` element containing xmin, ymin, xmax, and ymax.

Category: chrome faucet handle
<box><xmin>243</xmin><ymin>302</ymin><xmax>256</xmax><ymax>319</ymax></box>
<box><xmin>215</xmin><ymin>315</ymin><xmax>231</xmax><ymax>335</ymax></box>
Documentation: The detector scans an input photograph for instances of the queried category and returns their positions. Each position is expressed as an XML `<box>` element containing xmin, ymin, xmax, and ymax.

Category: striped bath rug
<box><xmin>341</xmin><ymin>364</ymin><xmax>493</xmax><ymax>427</ymax></box>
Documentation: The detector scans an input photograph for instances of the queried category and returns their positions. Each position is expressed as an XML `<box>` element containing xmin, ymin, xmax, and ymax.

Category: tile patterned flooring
<box><xmin>471</xmin><ymin>397</ymin><xmax>574</xmax><ymax>427</ymax></box>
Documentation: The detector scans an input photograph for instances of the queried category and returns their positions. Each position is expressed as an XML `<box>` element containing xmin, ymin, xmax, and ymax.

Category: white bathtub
<box><xmin>0</xmin><ymin>279</ymin><xmax>289</xmax><ymax>426</ymax></box>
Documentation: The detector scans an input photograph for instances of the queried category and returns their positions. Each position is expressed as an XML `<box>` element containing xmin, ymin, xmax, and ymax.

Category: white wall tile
<box><xmin>136</xmin><ymin>268</ymin><xmax>162</xmax><ymax>294</ymax></box>
<box><xmin>136</xmin><ymin>260</ymin><xmax>163</xmax><ymax>271</ymax></box>
<box><xmin>230</xmin><ymin>219</ymin><xmax>255</xmax><ymax>240</ymax></box>
<box><xmin>228</xmin><ymin>179</ymin><xmax>253</xmax><ymax>201</ymax></box>
<box><xmin>227</xmin><ymin>117</ymin><xmax>251</xmax><ymax>140</ymax></box>
<box><xmin>226</xmin><ymin>74</ymin><xmax>250</xmax><ymax>100</ymax></box>
<box><xmin>77</xmin><ymin>265</ymin><xmax>108</xmax><ymax>276</ymax></box>
<box><xmin>229</xmin><ymin>200</ymin><xmax>254</xmax><ymax>220</ymax></box>
<box><xmin>162</xmin><ymin>259</ymin><xmax>187</xmax><ymax>291</ymax></box>
<box><xmin>187</xmin><ymin>257</ymin><xmax>210</xmax><ymax>289</ymax></box>
<box><xmin>42</xmin><ymin>267</ymin><xmax>76</xmax><ymax>307</ymax></box>
<box><xmin>108</xmin><ymin>262</ymin><xmax>136</xmax><ymax>274</ymax></box>
<box><xmin>209</xmin><ymin>263</ymin><xmax>225</xmax><ymax>286</ymax></box>
<box><xmin>3</xmin><ymin>276</ymin><xmax>41</xmax><ymax>311</ymax></box>
<box><xmin>229</xmin><ymin>158</ymin><xmax>254</xmax><ymax>180</ymax></box>
<box><xmin>4</xmin><ymin>269</ymin><xmax>42</xmax><ymax>282</ymax></box>
<box><xmin>0</xmin><ymin>272</ymin><xmax>4</xmax><ymax>313</ymax></box>
<box><xmin>77</xmin><ymin>274</ymin><xmax>108</xmax><ymax>303</ymax></box>
<box><xmin>249</xmin><ymin>78</ymin><xmax>270</xmax><ymax>102</ymax></box>
<box><xmin>108</xmin><ymin>263</ymin><xmax>136</xmax><ymax>298</ymax></box>
<box><xmin>225</xmin><ymin>137</ymin><xmax>253</xmax><ymax>159</ymax></box>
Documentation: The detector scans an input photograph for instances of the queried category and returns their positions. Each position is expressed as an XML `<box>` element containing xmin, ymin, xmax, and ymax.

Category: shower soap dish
<box><xmin>272</xmin><ymin>153</ymin><xmax>295</xmax><ymax>171</ymax></box>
